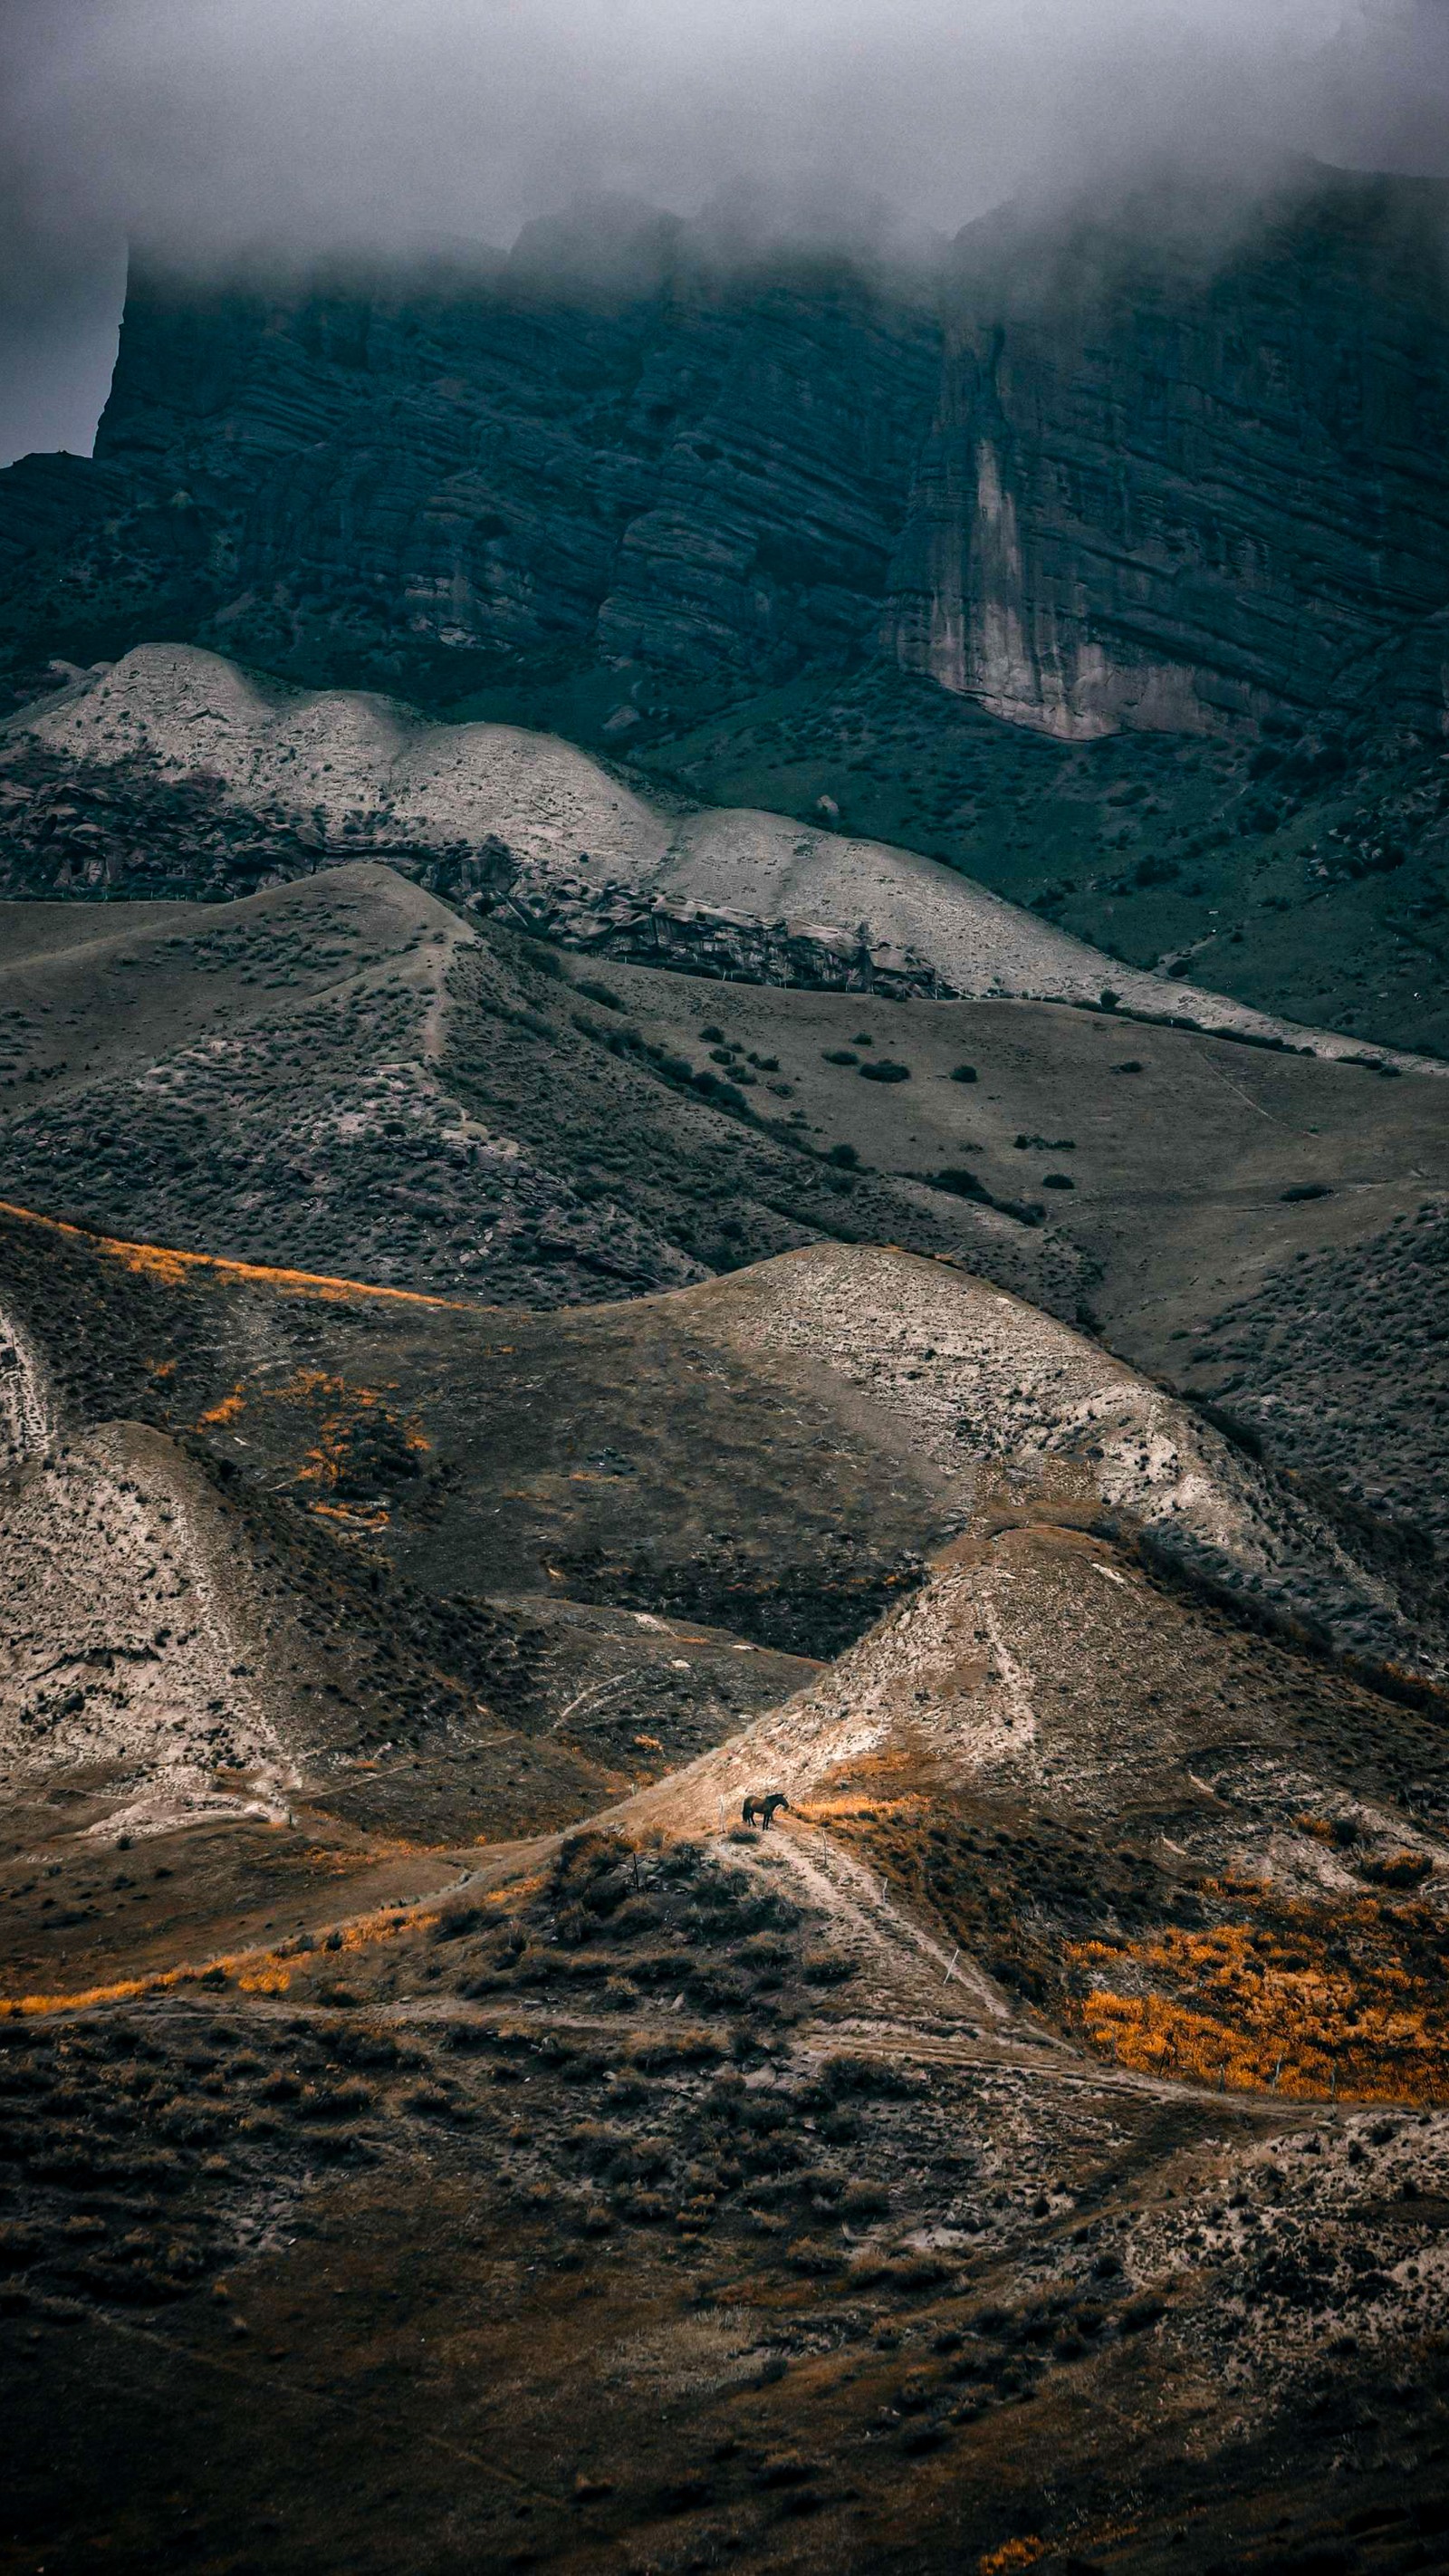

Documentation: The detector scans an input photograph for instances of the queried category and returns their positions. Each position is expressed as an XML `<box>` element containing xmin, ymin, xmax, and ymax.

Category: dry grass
<box><xmin>1070</xmin><ymin>1884</ymin><xmax>1449</xmax><ymax>2102</ymax></box>
<box><xmin>0</xmin><ymin>1879</ymin><xmax>486</xmax><ymax>2023</ymax></box>
<box><xmin>830</xmin><ymin>1777</ymin><xmax>1449</xmax><ymax>2106</ymax></box>
<box><xmin>0</xmin><ymin>1197</ymin><xmax>470</xmax><ymax>1308</ymax></box>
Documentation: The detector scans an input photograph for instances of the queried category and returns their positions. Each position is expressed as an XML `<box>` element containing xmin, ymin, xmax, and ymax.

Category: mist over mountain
<box><xmin>9</xmin><ymin>155</ymin><xmax>1449</xmax><ymax>715</ymax></box>
<box><xmin>6</xmin><ymin>14</ymin><xmax>1449</xmax><ymax>2576</ymax></box>
<box><xmin>4</xmin><ymin>0</ymin><xmax>1449</xmax><ymax>463</ymax></box>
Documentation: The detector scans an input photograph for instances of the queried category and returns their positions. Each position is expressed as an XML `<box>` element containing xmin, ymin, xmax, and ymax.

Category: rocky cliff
<box><xmin>4</xmin><ymin>167</ymin><xmax>1449</xmax><ymax>746</ymax></box>
<box><xmin>887</xmin><ymin>168</ymin><xmax>1449</xmax><ymax>739</ymax></box>
<box><xmin>0</xmin><ymin>216</ymin><xmax>942</xmax><ymax>709</ymax></box>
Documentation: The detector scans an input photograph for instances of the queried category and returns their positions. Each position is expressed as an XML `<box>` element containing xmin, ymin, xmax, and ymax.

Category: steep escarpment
<box><xmin>0</xmin><ymin>222</ymin><xmax>942</xmax><ymax>707</ymax></box>
<box><xmin>4</xmin><ymin>168</ymin><xmax>1448</xmax><ymax>749</ymax></box>
<box><xmin>888</xmin><ymin>167</ymin><xmax>1449</xmax><ymax>738</ymax></box>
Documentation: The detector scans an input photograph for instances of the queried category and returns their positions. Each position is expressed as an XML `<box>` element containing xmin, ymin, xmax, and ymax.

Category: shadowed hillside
<box><xmin>7</xmin><ymin>1224</ymin><xmax>1449</xmax><ymax>2571</ymax></box>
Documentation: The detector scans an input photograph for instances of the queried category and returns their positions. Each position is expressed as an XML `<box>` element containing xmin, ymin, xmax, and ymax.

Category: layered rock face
<box><xmin>888</xmin><ymin>169</ymin><xmax>1449</xmax><ymax>737</ymax></box>
<box><xmin>2</xmin><ymin>169</ymin><xmax>1448</xmax><ymax>744</ymax></box>
<box><xmin>0</xmin><ymin>222</ymin><xmax>941</xmax><ymax>697</ymax></box>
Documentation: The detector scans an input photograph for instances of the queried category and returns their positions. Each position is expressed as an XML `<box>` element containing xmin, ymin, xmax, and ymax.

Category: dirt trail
<box><xmin>1</xmin><ymin>1801</ymin><xmax>1347</xmax><ymax>2127</ymax></box>
<box><xmin>419</xmin><ymin>914</ymin><xmax>475</xmax><ymax>1062</ymax></box>
<box><xmin>373</xmin><ymin>1993</ymin><xmax>1295</xmax><ymax>2113</ymax></box>
<box><xmin>752</xmin><ymin>1822</ymin><xmax>1014</xmax><ymax>2028</ymax></box>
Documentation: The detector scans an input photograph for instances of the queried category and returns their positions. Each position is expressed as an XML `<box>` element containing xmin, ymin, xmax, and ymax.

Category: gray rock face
<box><xmin>887</xmin><ymin>169</ymin><xmax>1449</xmax><ymax>738</ymax></box>
<box><xmin>5</xmin><ymin>230</ymin><xmax>940</xmax><ymax>697</ymax></box>
<box><xmin>2</xmin><ymin>168</ymin><xmax>1448</xmax><ymax>750</ymax></box>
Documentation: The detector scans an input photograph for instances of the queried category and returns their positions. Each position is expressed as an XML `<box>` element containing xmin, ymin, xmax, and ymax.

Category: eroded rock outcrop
<box><xmin>0</xmin><ymin>1404</ymin><xmax>295</xmax><ymax>1837</ymax></box>
<box><xmin>492</xmin><ymin>873</ymin><xmax>951</xmax><ymax>997</ymax></box>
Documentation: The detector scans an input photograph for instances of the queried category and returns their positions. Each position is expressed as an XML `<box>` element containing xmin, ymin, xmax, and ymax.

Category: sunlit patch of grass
<box><xmin>193</xmin><ymin>1360</ymin><xmax>432</xmax><ymax>1507</ymax></box>
<box><xmin>0</xmin><ymin>1197</ymin><xmax>469</xmax><ymax>1308</ymax></box>
<box><xmin>1070</xmin><ymin>1887</ymin><xmax>1449</xmax><ymax>2102</ymax></box>
<box><xmin>832</xmin><ymin>1784</ymin><xmax>1149</xmax><ymax>2014</ymax></box>
<box><xmin>0</xmin><ymin>1951</ymin><xmax>294</xmax><ymax>2019</ymax></box>
<box><xmin>242</xmin><ymin>1364</ymin><xmax>432</xmax><ymax>1504</ymax></box>
<box><xmin>197</xmin><ymin>1382</ymin><xmax>246</xmax><ymax>1427</ymax></box>
<box><xmin>234</xmin><ymin>1965</ymin><xmax>293</xmax><ymax>1995</ymax></box>
<box><xmin>793</xmin><ymin>1793</ymin><xmax>916</xmax><ymax>1825</ymax></box>
<box><xmin>0</xmin><ymin>1871</ymin><xmax>483</xmax><ymax>2019</ymax></box>
<box><xmin>829</xmin><ymin>1778</ymin><xmax>1449</xmax><ymax>2104</ymax></box>
<box><xmin>308</xmin><ymin>1500</ymin><xmax>391</xmax><ymax>1529</ymax></box>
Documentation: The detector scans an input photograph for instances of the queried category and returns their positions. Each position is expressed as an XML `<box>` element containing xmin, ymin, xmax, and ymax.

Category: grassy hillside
<box><xmin>447</xmin><ymin>654</ymin><xmax>1449</xmax><ymax>1058</ymax></box>
<box><xmin>3</xmin><ymin>863</ymin><xmax>1446</xmax><ymax>1562</ymax></box>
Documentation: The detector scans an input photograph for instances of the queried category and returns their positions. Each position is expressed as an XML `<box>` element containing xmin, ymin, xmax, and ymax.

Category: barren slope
<box><xmin>0</xmin><ymin>863</ymin><xmax>1089</xmax><ymax>1316</ymax></box>
<box><xmin>8</xmin><ymin>644</ymin><xmax>1439</xmax><ymax>1063</ymax></box>
<box><xmin>3</xmin><ymin>1222</ymin><xmax>1444</xmax><ymax>1885</ymax></box>
<box><xmin>2</xmin><ymin>856</ymin><xmax>1446</xmax><ymax>1562</ymax></box>
<box><xmin>6</xmin><ymin>1229</ymin><xmax>1449</xmax><ymax>2573</ymax></box>
<box><xmin>622</xmin><ymin>1493</ymin><xmax>1449</xmax><ymax>2091</ymax></box>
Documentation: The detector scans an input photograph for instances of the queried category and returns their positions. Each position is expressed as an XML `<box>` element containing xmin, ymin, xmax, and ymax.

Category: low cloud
<box><xmin>0</xmin><ymin>0</ymin><xmax>1444</xmax><ymax>460</ymax></box>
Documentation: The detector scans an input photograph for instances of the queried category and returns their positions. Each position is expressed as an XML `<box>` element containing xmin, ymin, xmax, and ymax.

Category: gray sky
<box><xmin>2</xmin><ymin>0</ymin><xmax>1446</xmax><ymax>466</ymax></box>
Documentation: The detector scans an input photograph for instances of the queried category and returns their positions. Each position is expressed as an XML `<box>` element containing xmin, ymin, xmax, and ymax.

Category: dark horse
<box><xmin>742</xmin><ymin>1792</ymin><xmax>791</xmax><ymax>1830</ymax></box>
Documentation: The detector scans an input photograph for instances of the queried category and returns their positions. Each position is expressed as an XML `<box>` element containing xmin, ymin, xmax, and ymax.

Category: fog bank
<box><xmin>2</xmin><ymin>0</ymin><xmax>1445</xmax><ymax>462</ymax></box>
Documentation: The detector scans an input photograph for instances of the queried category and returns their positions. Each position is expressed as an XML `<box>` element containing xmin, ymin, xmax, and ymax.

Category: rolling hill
<box><xmin>1</xmin><ymin>823</ymin><xmax>1444</xmax><ymax>1562</ymax></box>
<box><xmin>8</xmin><ymin>152</ymin><xmax>1449</xmax><ymax>2576</ymax></box>
<box><xmin>6</xmin><ymin>1213</ymin><xmax>1449</xmax><ymax>2572</ymax></box>
<box><xmin>6</xmin><ymin>643</ymin><xmax>1444</xmax><ymax>1065</ymax></box>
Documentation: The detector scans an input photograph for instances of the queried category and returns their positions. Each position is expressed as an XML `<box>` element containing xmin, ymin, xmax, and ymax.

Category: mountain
<box><xmin>0</xmin><ymin>215</ymin><xmax>944</xmax><ymax>705</ymax></box>
<box><xmin>2</xmin><ymin>167</ymin><xmax>1447</xmax><ymax>1052</ymax></box>
<box><xmin>6</xmin><ymin>170</ymin><xmax>1449</xmax><ymax>735</ymax></box>
<box><xmin>7</xmin><ymin>159</ymin><xmax>1449</xmax><ymax>2576</ymax></box>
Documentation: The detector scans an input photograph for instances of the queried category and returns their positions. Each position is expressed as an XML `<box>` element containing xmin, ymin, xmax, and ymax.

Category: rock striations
<box><xmin>3</xmin><ymin>168</ymin><xmax>1449</xmax><ymax>748</ymax></box>
<box><xmin>888</xmin><ymin>168</ymin><xmax>1449</xmax><ymax>738</ymax></box>
<box><xmin>0</xmin><ymin>216</ymin><xmax>942</xmax><ymax>702</ymax></box>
